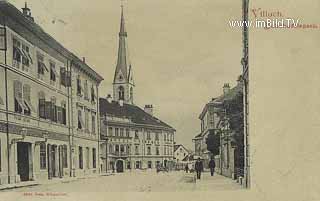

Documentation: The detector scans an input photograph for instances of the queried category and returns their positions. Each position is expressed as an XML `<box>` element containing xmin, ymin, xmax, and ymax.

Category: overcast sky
<box><xmin>10</xmin><ymin>0</ymin><xmax>242</xmax><ymax>149</ymax></box>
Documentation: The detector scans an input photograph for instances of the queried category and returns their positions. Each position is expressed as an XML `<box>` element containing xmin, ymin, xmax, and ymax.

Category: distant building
<box><xmin>173</xmin><ymin>144</ymin><xmax>191</xmax><ymax>170</ymax></box>
<box><xmin>0</xmin><ymin>2</ymin><xmax>103</xmax><ymax>185</ymax></box>
<box><xmin>99</xmin><ymin>6</ymin><xmax>175</xmax><ymax>173</ymax></box>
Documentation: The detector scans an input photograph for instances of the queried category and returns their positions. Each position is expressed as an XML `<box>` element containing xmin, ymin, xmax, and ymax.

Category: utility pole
<box><xmin>242</xmin><ymin>0</ymin><xmax>250</xmax><ymax>188</ymax></box>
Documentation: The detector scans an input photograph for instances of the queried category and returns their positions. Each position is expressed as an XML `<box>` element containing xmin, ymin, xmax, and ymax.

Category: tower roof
<box><xmin>114</xmin><ymin>6</ymin><xmax>132</xmax><ymax>84</ymax></box>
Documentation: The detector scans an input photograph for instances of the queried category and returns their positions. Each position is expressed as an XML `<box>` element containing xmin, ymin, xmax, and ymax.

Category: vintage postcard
<box><xmin>0</xmin><ymin>0</ymin><xmax>318</xmax><ymax>201</ymax></box>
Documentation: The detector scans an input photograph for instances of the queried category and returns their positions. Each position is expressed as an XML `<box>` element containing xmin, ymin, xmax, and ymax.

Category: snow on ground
<box><xmin>6</xmin><ymin>170</ymin><xmax>243</xmax><ymax>192</ymax></box>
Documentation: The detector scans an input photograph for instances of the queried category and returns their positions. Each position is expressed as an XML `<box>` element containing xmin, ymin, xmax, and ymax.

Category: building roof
<box><xmin>99</xmin><ymin>98</ymin><xmax>175</xmax><ymax>131</ymax></box>
<box><xmin>174</xmin><ymin>144</ymin><xmax>190</xmax><ymax>153</ymax></box>
<box><xmin>0</xmin><ymin>1</ymin><xmax>104</xmax><ymax>83</ymax></box>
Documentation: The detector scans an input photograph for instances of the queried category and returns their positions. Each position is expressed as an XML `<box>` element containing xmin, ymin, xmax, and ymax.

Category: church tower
<box><xmin>113</xmin><ymin>5</ymin><xmax>135</xmax><ymax>104</ymax></box>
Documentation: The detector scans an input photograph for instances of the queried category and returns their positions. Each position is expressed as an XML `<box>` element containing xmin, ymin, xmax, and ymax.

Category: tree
<box><xmin>205</xmin><ymin>130</ymin><xmax>220</xmax><ymax>156</ymax></box>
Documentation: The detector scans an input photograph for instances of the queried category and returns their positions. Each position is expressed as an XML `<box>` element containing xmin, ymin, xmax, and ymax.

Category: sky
<box><xmin>9</xmin><ymin>0</ymin><xmax>242</xmax><ymax>149</ymax></box>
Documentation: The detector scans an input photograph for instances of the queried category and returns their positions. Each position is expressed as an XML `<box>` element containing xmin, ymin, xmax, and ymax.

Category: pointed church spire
<box><xmin>113</xmin><ymin>2</ymin><xmax>135</xmax><ymax>104</ymax></box>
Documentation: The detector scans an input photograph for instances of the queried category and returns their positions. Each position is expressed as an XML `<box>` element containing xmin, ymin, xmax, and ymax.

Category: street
<box><xmin>3</xmin><ymin>171</ymin><xmax>243</xmax><ymax>192</ymax></box>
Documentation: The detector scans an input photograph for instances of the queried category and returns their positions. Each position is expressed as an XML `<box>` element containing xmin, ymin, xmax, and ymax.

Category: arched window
<box><xmin>118</xmin><ymin>86</ymin><xmax>124</xmax><ymax>100</ymax></box>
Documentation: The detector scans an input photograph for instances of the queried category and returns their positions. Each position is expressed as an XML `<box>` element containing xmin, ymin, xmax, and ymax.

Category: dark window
<box><xmin>126</xmin><ymin>129</ymin><xmax>130</xmax><ymax>137</ymax></box>
<box><xmin>115</xmin><ymin>128</ymin><xmax>119</xmax><ymax>137</ymax></box>
<box><xmin>38</xmin><ymin>92</ymin><xmax>45</xmax><ymax>118</ymax></box>
<box><xmin>92</xmin><ymin>148</ymin><xmax>96</xmax><ymax>168</ymax></box>
<box><xmin>91</xmin><ymin>85</ymin><xmax>95</xmax><ymax>102</ymax></box>
<box><xmin>135</xmin><ymin>130</ymin><xmax>139</xmax><ymax>139</ymax></box>
<box><xmin>147</xmin><ymin>131</ymin><xmax>151</xmax><ymax>140</ymax></box>
<box><xmin>156</xmin><ymin>147</ymin><xmax>160</xmax><ymax>155</ymax></box>
<box><xmin>120</xmin><ymin>128</ymin><xmax>124</xmax><ymax>137</ymax></box>
<box><xmin>77</xmin><ymin>76</ymin><xmax>82</xmax><ymax>96</ymax></box>
<box><xmin>92</xmin><ymin>115</ymin><xmax>96</xmax><ymax>134</ymax></box>
<box><xmin>147</xmin><ymin>146</ymin><xmax>151</xmax><ymax>155</ymax></box>
<box><xmin>79</xmin><ymin>146</ymin><xmax>83</xmax><ymax>169</ymax></box>
<box><xmin>148</xmin><ymin>161</ymin><xmax>152</xmax><ymax>169</ymax></box>
<box><xmin>63</xmin><ymin>145</ymin><xmax>68</xmax><ymax>168</ymax></box>
<box><xmin>78</xmin><ymin>110</ymin><xmax>83</xmax><ymax>129</ymax></box>
<box><xmin>40</xmin><ymin>143</ymin><xmax>46</xmax><ymax>169</ymax></box>
<box><xmin>86</xmin><ymin>147</ymin><xmax>90</xmax><ymax>169</ymax></box>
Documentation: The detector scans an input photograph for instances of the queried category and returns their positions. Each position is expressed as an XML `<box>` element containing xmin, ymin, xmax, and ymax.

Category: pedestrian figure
<box><xmin>195</xmin><ymin>157</ymin><xmax>203</xmax><ymax>180</ymax></box>
<box><xmin>209</xmin><ymin>157</ymin><xmax>216</xmax><ymax>176</ymax></box>
<box><xmin>185</xmin><ymin>164</ymin><xmax>189</xmax><ymax>173</ymax></box>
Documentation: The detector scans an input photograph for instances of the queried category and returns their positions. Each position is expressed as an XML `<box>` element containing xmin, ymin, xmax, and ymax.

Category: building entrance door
<box><xmin>116</xmin><ymin>160</ymin><xmax>124</xmax><ymax>173</ymax></box>
<box><xmin>17</xmin><ymin>142</ymin><xmax>32</xmax><ymax>182</ymax></box>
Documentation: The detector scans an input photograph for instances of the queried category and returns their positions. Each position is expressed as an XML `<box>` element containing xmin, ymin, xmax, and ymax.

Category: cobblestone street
<box><xmin>2</xmin><ymin>171</ymin><xmax>243</xmax><ymax>192</ymax></box>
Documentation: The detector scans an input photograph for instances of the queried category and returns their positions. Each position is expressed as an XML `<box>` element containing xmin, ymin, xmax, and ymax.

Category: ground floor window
<box><xmin>156</xmin><ymin>161</ymin><xmax>160</xmax><ymax>168</ymax></box>
<box><xmin>79</xmin><ymin>146</ymin><xmax>83</xmax><ymax>169</ymax></box>
<box><xmin>135</xmin><ymin>161</ymin><xmax>140</xmax><ymax>169</ymax></box>
<box><xmin>92</xmin><ymin>148</ymin><xmax>96</xmax><ymax>168</ymax></box>
<box><xmin>86</xmin><ymin>147</ymin><xmax>90</xmax><ymax>169</ymax></box>
<box><xmin>62</xmin><ymin>145</ymin><xmax>68</xmax><ymax>168</ymax></box>
<box><xmin>148</xmin><ymin>161</ymin><xmax>152</xmax><ymax>169</ymax></box>
<box><xmin>127</xmin><ymin>161</ymin><xmax>131</xmax><ymax>169</ymax></box>
<box><xmin>40</xmin><ymin>143</ymin><xmax>46</xmax><ymax>169</ymax></box>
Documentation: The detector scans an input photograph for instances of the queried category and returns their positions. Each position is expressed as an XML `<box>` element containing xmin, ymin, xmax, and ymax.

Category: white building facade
<box><xmin>0</xmin><ymin>2</ymin><xmax>103</xmax><ymax>185</ymax></box>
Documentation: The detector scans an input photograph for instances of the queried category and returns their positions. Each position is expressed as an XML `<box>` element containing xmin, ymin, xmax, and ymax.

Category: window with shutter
<box><xmin>23</xmin><ymin>84</ymin><xmax>35</xmax><ymax>114</ymax></box>
<box><xmin>14</xmin><ymin>80</ymin><xmax>27</xmax><ymax>113</ymax></box>
<box><xmin>37</xmin><ymin>54</ymin><xmax>48</xmax><ymax>75</ymax></box>
<box><xmin>0</xmin><ymin>27</ymin><xmax>5</xmax><ymax>51</ymax></box>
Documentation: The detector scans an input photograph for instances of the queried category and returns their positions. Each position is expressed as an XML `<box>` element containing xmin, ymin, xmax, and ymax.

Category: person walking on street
<box><xmin>209</xmin><ymin>157</ymin><xmax>216</xmax><ymax>176</ymax></box>
<box><xmin>195</xmin><ymin>157</ymin><xmax>203</xmax><ymax>180</ymax></box>
<box><xmin>185</xmin><ymin>164</ymin><xmax>189</xmax><ymax>173</ymax></box>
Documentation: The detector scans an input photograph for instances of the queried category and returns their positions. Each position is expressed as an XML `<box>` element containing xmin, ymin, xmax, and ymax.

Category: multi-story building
<box><xmin>0</xmin><ymin>2</ymin><xmax>103</xmax><ymax>184</ymax></box>
<box><xmin>99</xmin><ymin>7</ymin><xmax>175</xmax><ymax>173</ymax></box>
<box><xmin>193</xmin><ymin>80</ymin><xmax>244</xmax><ymax>179</ymax></box>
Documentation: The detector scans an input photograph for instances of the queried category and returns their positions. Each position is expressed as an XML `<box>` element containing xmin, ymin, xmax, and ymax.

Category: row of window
<box><xmin>13</xmin><ymin>80</ymin><xmax>67</xmax><ymax>125</ymax></box>
<box><xmin>12</xmin><ymin>37</ymin><xmax>71</xmax><ymax>88</ymax></box>
<box><xmin>78</xmin><ymin>146</ymin><xmax>97</xmax><ymax>169</ymax></box>
<box><xmin>76</xmin><ymin>76</ymin><xmax>96</xmax><ymax>103</ymax></box>
<box><xmin>39</xmin><ymin>143</ymin><xmax>68</xmax><ymax>170</ymax></box>
<box><xmin>77</xmin><ymin>107</ymin><xmax>96</xmax><ymax>134</ymax></box>
<box><xmin>108</xmin><ymin>127</ymin><xmax>130</xmax><ymax>137</ymax></box>
<box><xmin>107</xmin><ymin>127</ymin><xmax>174</xmax><ymax>142</ymax></box>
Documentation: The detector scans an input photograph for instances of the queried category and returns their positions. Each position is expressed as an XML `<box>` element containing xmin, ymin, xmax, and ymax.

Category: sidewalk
<box><xmin>194</xmin><ymin>172</ymin><xmax>244</xmax><ymax>191</ymax></box>
<box><xmin>0</xmin><ymin>172</ymin><xmax>114</xmax><ymax>191</ymax></box>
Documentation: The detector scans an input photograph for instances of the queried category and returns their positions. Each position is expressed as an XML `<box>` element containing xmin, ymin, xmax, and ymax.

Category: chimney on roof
<box><xmin>22</xmin><ymin>2</ymin><xmax>34</xmax><ymax>22</ymax></box>
<box><xmin>223</xmin><ymin>83</ymin><xmax>230</xmax><ymax>95</ymax></box>
<box><xmin>144</xmin><ymin>105</ymin><xmax>153</xmax><ymax>116</ymax></box>
<box><xmin>119</xmin><ymin>99</ymin><xmax>124</xmax><ymax>107</ymax></box>
<box><xmin>82</xmin><ymin>57</ymin><xmax>86</xmax><ymax>63</ymax></box>
<box><xmin>106</xmin><ymin>94</ymin><xmax>112</xmax><ymax>103</ymax></box>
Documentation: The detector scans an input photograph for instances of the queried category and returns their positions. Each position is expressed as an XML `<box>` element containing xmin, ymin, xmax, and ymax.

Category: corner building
<box><xmin>0</xmin><ymin>2</ymin><xmax>103</xmax><ymax>184</ymax></box>
<box><xmin>99</xmin><ymin>7</ymin><xmax>175</xmax><ymax>173</ymax></box>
